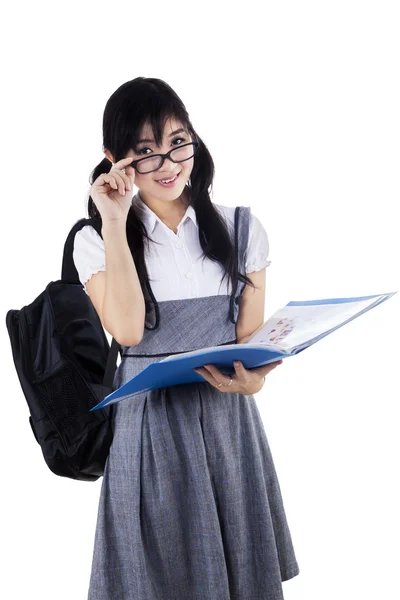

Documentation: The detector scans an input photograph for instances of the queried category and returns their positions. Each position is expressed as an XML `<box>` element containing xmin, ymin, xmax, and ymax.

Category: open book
<box><xmin>90</xmin><ymin>291</ymin><xmax>397</xmax><ymax>411</ymax></box>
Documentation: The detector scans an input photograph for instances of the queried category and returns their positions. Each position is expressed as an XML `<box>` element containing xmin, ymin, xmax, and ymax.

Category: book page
<box><xmin>246</xmin><ymin>295</ymin><xmax>387</xmax><ymax>351</ymax></box>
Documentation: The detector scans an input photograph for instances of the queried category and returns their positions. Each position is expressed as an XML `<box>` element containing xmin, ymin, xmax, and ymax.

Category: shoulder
<box><xmin>213</xmin><ymin>203</ymin><xmax>271</xmax><ymax>272</ymax></box>
<box><xmin>72</xmin><ymin>224</ymin><xmax>106</xmax><ymax>288</ymax></box>
<box><xmin>212</xmin><ymin>203</ymin><xmax>240</xmax><ymax>233</ymax></box>
<box><xmin>73</xmin><ymin>224</ymin><xmax>104</xmax><ymax>250</ymax></box>
<box><xmin>213</xmin><ymin>202</ymin><xmax>236</xmax><ymax>221</ymax></box>
<box><xmin>72</xmin><ymin>224</ymin><xmax>105</xmax><ymax>269</ymax></box>
<box><xmin>213</xmin><ymin>202</ymin><xmax>241</xmax><ymax>222</ymax></box>
<box><xmin>213</xmin><ymin>202</ymin><xmax>260</xmax><ymax>233</ymax></box>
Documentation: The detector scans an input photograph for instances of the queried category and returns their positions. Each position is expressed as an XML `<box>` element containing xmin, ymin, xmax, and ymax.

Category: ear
<box><xmin>104</xmin><ymin>149</ymin><xmax>114</xmax><ymax>163</ymax></box>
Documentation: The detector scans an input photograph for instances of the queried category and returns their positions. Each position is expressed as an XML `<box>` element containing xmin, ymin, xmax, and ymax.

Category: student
<box><xmin>73</xmin><ymin>76</ymin><xmax>300</xmax><ymax>600</ymax></box>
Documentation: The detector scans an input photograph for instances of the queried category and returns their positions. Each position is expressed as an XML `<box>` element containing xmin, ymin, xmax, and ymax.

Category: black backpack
<box><xmin>5</xmin><ymin>217</ymin><xmax>122</xmax><ymax>482</ymax></box>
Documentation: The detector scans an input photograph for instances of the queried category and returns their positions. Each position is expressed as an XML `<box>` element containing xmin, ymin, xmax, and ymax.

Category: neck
<box><xmin>137</xmin><ymin>188</ymin><xmax>191</xmax><ymax>221</ymax></box>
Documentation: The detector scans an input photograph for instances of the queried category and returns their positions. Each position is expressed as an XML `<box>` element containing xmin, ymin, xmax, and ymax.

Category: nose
<box><xmin>157</xmin><ymin>155</ymin><xmax>180</xmax><ymax>175</ymax></box>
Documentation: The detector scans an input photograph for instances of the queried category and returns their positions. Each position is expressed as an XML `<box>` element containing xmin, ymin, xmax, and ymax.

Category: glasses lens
<box><xmin>136</xmin><ymin>156</ymin><xmax>162</xmax><ymax>174</ymax></box>
<box><xmin>170</xmin><ymin>143</ymin><xmax>196</xmax><ymax>163</ymax></box>
<box><xmin>136</xmin><ymin>143</ymin><xmax>196</xmax><ymax>174</ymax></box>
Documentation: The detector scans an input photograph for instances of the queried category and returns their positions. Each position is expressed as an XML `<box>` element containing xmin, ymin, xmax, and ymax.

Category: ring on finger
<box><xmin>217</xmin><ymin>377</ymin><xmax>233</xmax><ymax>388</ymax></box>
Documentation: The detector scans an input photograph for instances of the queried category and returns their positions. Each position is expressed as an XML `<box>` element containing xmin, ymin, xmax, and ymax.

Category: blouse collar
<box><xmin>132</xmin><ymin>191</ymin><xmax>198</xmax><ymax>235</ymax></box>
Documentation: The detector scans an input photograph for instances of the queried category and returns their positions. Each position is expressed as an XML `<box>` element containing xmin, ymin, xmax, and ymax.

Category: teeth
<box><xmin>159</xmin><ymin>174</ymin><xmax>178</xmax><ymax>183</ymax></box>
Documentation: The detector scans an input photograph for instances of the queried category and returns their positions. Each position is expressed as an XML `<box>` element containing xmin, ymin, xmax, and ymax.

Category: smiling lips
<box><xmin>157</xmin><ymin>173</ymin><xmax>179</xmax><ymax>183</ymax></box>
<box><xmin>156</xmin><ymin>172</ymin><xmax>181</xmax><ymax>185</ymax></box>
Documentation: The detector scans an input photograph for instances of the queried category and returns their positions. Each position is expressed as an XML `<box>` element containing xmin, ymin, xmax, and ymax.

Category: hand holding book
<box><xmin>194</xmin><ymin>358</ymin><xmax>284</xmax><ymax>394</ymax></box>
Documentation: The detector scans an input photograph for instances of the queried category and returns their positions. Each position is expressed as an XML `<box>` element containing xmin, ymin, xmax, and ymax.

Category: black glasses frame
<box><xmin>129</xmin><ymin>141</ymin><xmax>199</xmax><ymax>174</ymax></box>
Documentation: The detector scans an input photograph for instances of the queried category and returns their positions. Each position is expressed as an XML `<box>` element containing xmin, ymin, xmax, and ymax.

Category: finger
<box><xmin>107</xmin><ymin>171</ymin><xmax>128</xmax><ymax>195</ymax></box>
<box><xmin>102</xmin><ymin>174</ymin><xmax>118</xmax><ymax>191</ymax></box>
<box><xmin>193</xmin><ymin>368</ymin><xmax>212</xmax><ymax>383</ymax></box>
<box><xmin>203</xmin><ymin>364</ymin><xmax>232</xmax><ymax>387</ymax></box>
<box><xmin>203</xmin><ymin>364</ymin><xmax>222</xmax><ymax>377</ymax></box>
<box><xmin>115</xmin><ymin>156</ymin><xmax>135</xmax><ymax>169</ymax></box>
<box><xmin>233</xmin><ymin>361</ymin><xmax>249</xmax><ymax>381</ymax></box>
<box><xmin>195</xmin><ymin>367</ymin><xmax>226</xmax><ymax>388</ymax></box>
<box><xmin>122</xmin><ymin>159</ymin><xmax>136</xmax><ymax>186</ymax></box>
<box><xmin>111</xmin><ymin>167</ymin><xmax>134</xmax><ymax>191</ymax></box>
<box><xmin>123</xmin><ymin>169</ymin><xmax>134</xmax><ymax>189</ymax></box>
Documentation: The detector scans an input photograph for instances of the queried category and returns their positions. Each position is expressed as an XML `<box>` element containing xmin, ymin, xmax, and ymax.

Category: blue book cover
<box><xmin>90</xmin><ymin>291</ymin><xmax>397</xmax><ymax>411</ymax></box>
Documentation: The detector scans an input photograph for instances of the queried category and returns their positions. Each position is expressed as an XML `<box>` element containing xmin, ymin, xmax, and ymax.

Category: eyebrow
<box><xmin>136</xmin><ymin>128</ymin><xmax>187</xmax><ymax>145</ymax></box>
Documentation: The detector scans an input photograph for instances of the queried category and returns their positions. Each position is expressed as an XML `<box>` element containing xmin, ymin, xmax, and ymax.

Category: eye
<box><xmin>138</xmin><ymin>147</ymin><xmax>152</xmax><ymax>155</ymax></box>
<box><xmin>137</xmin><ymin>137</ymin><xmax>187</xmax><ymax>155</ymax></box>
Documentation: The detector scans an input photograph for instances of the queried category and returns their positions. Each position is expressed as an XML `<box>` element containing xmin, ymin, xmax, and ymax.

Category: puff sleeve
<box><xmin>72</xmin><ymin>225</ymin><xmax>106</xmax><ymax>296</ymax></box>
<box><xmin>245</xmin><ymin>213</ymin><xmax>272</xmax><ymax>273</ymax></box>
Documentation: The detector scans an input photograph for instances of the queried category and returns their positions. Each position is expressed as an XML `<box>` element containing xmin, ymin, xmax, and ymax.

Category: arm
<box><xmin>235</xmin><ymin>268</ymin><xmax>266</xmax><ymax>344</ymax></box>
<box><xmin>195</xmin><ymin>267</ymin><xmax>282</xmax><ymax>392</ymax></box>
<box><xmin>85</xmin><ymin>220</ymin><xmax>146</xmax><ymax>347</ymax></box>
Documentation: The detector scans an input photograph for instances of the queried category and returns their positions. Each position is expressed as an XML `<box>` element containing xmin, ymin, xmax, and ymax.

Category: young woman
<box><xmin>73</xmin><ymin>76</ymin><xmax>300</xmax><ymax>599</ymax></box>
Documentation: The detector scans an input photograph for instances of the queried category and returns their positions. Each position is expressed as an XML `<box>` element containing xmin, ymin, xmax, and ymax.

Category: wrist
<box><xmin>101</xmin><ymin>218</ymin><xmax>127</xmax><ymax>234</ymax></box>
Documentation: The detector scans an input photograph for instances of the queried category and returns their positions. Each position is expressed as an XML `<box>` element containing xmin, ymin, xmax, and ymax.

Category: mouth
<box><xmin>156</xmin><ymin>172</ymin><xmax>181</xmax><ymax>186</ymax></box>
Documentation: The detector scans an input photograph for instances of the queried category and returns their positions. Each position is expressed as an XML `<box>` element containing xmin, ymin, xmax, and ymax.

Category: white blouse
<box><xmin>72</xmin><ymin>192</ymin><xmax>271</xmax><ymax>301</ymax></box>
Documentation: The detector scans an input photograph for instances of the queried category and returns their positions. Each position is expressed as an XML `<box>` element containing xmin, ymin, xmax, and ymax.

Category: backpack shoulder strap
<box><xmin>61</xmin><ymin>216</ymin><xmax>123</xmax><ymax>362</ymax></box>
<box><xmin>61</xmin><ymin>217</ymin><xmax>102</xmax><ymax>283</ymax></box>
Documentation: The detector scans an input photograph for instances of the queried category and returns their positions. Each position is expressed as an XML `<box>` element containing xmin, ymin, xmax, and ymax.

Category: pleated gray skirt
<box><xmin>87</xmin><ymin>379</ymin><xmax>299</xmax><ymax>599</ymax></box>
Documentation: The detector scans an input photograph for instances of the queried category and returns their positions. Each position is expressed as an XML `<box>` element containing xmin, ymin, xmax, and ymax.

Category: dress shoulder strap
<box><xmin>229</xmin><ymin>205</ymin><xmax>251</xmax><ymax>324</ymax></box>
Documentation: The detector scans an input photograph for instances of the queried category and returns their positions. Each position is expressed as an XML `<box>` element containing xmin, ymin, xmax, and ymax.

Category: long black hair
<box><xmin>87</xmin><ymin>77</ymin><xmax>256</xmax><ymax>329</ymax></box>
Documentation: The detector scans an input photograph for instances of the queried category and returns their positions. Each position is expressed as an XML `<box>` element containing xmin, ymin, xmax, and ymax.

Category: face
<box><xmin>125</xmin><ymin>116</ymin><xmax>194</xmax><ymax>206</ymax></box>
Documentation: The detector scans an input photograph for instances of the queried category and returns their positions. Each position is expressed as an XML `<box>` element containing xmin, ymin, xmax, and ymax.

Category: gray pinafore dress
<box><xmin>87</xmin><ymin>206</ymin><xmax>300</xmax><ymax>600</ymax></box>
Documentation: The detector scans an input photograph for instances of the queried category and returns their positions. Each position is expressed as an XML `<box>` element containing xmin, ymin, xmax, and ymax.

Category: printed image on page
<box><xmin>248</xmin><ymin>296</ymin><xmax>385</xmax><ymax>351</ymax></box>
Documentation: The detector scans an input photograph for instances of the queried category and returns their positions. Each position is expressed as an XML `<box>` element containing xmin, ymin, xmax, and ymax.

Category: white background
<box><xmin>1</xmin><ymin>1</ymin><xmax>399</xmax><ymax>599</ymax></box>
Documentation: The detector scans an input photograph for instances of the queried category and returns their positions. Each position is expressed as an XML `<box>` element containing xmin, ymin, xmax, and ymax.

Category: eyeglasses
<box><xmin>129</xmin><ymin>142</ymin><xmax>199</xmax><ymax>174</ymax></box>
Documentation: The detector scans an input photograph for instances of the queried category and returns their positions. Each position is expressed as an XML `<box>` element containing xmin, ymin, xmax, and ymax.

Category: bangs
<box><xmin>130</xmin><ymin>105</ymin><xmax>191</xmax><ymax>154</ymax></box>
